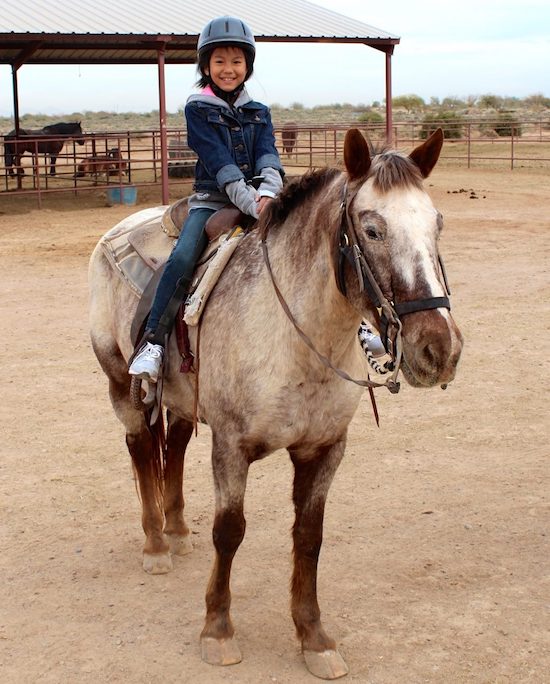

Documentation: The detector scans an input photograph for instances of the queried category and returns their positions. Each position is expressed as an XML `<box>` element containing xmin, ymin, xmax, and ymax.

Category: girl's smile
<box><xmin>205</xmin><ymin>46</ymin><xmax>247</xmax><ymax>92</ymax></box>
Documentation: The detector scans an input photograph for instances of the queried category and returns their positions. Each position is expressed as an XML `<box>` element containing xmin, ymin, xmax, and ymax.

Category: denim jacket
<box><xmin>185</xmin><ymin>88</ymin><xmax>284</xmax><ymax>209</ymax></box>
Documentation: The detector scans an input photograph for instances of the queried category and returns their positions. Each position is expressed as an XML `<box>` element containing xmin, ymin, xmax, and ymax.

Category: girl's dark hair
<box><xmin>196</xmin><ymin>45</ymin><xmax>255</xmax><ymax>88</ymax></box>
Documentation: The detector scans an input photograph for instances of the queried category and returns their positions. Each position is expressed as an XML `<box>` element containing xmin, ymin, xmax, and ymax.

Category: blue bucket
<box><xmin>107</xmin><ymin>186</ymin><xmax>137</xmax><ymax>206</ymax></box>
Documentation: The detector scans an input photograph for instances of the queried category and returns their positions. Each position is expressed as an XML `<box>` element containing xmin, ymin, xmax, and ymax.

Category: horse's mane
<box><xmin>260</xmin><ymin>167</ymin><xmax>340</xmax><ymax>239</ymax></box>
<box><xmin>259</xmin><ymin>144</ymin><xmax>423</xmax><ymax>238</ymax></box>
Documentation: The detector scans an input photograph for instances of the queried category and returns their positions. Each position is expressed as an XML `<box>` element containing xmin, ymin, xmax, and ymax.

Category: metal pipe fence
<box><xmin>1</xmin><ymin>119</ymin><xmax>549</xmax><ymax>205</ymax></box>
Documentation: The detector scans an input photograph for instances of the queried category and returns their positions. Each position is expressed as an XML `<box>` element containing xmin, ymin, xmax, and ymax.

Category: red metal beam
<box><xmin>157</xmin><ymin>44</ymin><xmax>170</xmax><ymax>205</ymax></box>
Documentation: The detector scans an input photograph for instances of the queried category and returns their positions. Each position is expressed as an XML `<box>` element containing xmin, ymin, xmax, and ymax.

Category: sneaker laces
<box><xmin>141</xmin><ymin>343</ymin><xmax>163</xmax><ymax>359</ymax></box>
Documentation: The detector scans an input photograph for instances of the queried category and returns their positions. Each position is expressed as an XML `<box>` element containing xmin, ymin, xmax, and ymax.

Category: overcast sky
<box><xmin>1</xmin><ymin>0</ymin><xmax>548</xmax><ymax>116</ymax></box>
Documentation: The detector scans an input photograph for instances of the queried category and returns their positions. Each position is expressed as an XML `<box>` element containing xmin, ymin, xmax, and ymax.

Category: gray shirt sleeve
<box><xmin>257</xmin><ymin>167</ymin><xmax>283</xmax><ymax>198</ymax></box>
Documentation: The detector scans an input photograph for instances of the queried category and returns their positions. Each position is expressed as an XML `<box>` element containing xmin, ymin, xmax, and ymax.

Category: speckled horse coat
<box><xmin>88</xmin><ymin>128</ymin><xmax>463</xmax><ymax>680</ymax></box>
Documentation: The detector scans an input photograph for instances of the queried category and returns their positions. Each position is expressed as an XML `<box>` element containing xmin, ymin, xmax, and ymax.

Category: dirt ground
<box><xmin>1</xmin><ymin>164</ymin><xmax>549</xmax><ymax>684</ymax></box>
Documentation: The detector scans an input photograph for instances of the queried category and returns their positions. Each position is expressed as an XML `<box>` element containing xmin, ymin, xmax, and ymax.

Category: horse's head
<box><xmin>342</xmin><ymin>128</ymin><xmax>463</xmax><ymax>388</ymax></box>
<box><xmin>74</xmin><ymin>122</ymin><xmax>85</xmax><ymax>145</ymax></box>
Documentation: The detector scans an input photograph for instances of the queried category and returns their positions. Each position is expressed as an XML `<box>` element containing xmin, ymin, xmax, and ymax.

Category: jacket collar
<box><xmin>187</xmin><ymin>86</ymin><xmax>253</xmax><ymax>110</ymax></box>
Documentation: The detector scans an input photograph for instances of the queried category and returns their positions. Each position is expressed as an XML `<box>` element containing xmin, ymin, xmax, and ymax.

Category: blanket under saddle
<box><xmin>99</xmin><ymin>201</ymin><xmax>244</xmax><ymax>344</ymax></box>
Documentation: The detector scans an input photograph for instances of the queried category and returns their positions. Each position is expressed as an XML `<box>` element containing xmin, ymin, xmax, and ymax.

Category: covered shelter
<box><xmin>1</xmin><ymin>0</ymin><xmax>400</xmax><ymax>203</ymax></box>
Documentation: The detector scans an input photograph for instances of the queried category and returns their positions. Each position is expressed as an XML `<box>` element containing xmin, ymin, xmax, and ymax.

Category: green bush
<box><xmin>420</xmin><ymin>111</ymin><xmax>464</xmax><ymax>139</ymax></box>
<box><xmin>357</xmin><ymin>110</ymin><xmax>384</xmax><ymax>124</ymax></box>
<box><xmin>494</xmin><ymin>113</ymin><xmax>523</xmax><ymax>137</ymax></box>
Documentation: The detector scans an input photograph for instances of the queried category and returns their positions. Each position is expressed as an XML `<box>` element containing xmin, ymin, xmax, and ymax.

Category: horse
<box><xmin>281</xmin><ymin>122</ymin><xmax>297</xmax><ymax>155</ymax></box>
<box><xmin>75</xmin><ymin>147</ymin><xmax>127</xmax><ymax>180</ymax></box>
<box><xmin>88</xmin><ymin>128</ymin><xmax>463</xmax><ymax>679</ymax></box>
<box><xmin>3</xmin><ymin>121</ymin><xmax>85</xmax><ymax>176</ymax></box>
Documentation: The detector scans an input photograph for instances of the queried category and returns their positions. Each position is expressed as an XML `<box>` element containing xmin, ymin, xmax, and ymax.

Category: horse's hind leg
<box><xmin>163</xmin><ymin>410</ymin><xmax>193</xmax><ymax>557</ymax></box>
<box><xmin>290</xmin><ymin>437</ymin><xmax>349</xmax><ymax>680</ymax></box>
<box><xmin>200</xmin><ymin>433</ymin><xmax>249</xmax><ymax>667</ymax></box>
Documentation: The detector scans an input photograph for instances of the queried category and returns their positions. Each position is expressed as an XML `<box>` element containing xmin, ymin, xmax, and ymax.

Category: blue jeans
<box><xmin>147</xmin><ymin>207</ymin><xmax>215</xmax><ymax>341</ymax></box>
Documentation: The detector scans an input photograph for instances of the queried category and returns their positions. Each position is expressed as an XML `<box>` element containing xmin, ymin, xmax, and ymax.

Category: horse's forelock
<box><xmin>369</xmin><ymin>151</ymin><xmax>423</xmax><ymax>193</ymax></box>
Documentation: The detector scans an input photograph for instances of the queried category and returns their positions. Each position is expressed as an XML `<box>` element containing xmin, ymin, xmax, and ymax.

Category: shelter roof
<box><xmin>0</xmin><ymin>0</ymin><xmax>399</xmax><ymax>66</ymax></box>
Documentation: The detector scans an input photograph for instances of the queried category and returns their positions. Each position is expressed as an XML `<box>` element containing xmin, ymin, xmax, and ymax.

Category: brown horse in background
<box><xmin>281</xmin><ymin>122</ymin><xmax>297</xmax><ymax>155</ymax></box>
<box><xmin>3</xmin><ymin>121</ymin><xmax>85</xmax><ymax>176</ymax></box>
<box><xmin>88</xmin><ymin>128</ymin><xmax>463</xmax><ymax>679</ymax></box>
<box><xmin>75</xmin><ymin>147</ymin><xmax>127</xmax><ymax>180</ymax></box>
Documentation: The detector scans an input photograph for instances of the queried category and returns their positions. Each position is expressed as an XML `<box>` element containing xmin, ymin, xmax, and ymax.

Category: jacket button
<box><xmin>232</xmin><ymin>126</ymin><xmax>240</xmax><ymax>131</ymax></box>
<box><xmin>240</xmin><ymin>164</ymin><xmax>249</xmax><ymax>170</ymax></box>
<box><xmin>235</xmin><ymin>144</ymin><xmax>244</xmax><ymax>151</ymax></box>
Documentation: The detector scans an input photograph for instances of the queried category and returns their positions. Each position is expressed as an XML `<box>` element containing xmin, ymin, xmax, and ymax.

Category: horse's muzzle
<box><xmin>400</xmin><ymin>310</ymin><xmax>463</xmax><ymax>388</ymax></box>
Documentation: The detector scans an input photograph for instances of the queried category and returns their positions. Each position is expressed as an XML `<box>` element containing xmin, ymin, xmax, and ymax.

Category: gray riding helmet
<box><xmin>197</xmin><ymin>16</ymin><xmax>256</xmax><ymax>60</ymax></box>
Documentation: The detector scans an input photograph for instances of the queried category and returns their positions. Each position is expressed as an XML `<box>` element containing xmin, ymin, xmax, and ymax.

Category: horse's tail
<box><xmin>148</xmin><ymin>408</ymin><xmax>166</xmax><ymax>509</ymax></box>
<box><xmin>130</xmin><ymin>407</ymin><xmax>166</xmax><ymax>511</ymax></box>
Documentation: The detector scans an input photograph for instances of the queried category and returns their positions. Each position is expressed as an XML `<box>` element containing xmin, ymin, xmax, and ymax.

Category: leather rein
<box><xmin>261</xmin><ymin>178</ymin><xmax>452</xmax><ymax>398</ymax></box>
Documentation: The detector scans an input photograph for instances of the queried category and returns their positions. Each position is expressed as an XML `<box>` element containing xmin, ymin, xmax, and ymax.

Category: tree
<box><xmin>477</xmin><ymin>94</ymin><xmax>503</xmax><ymax>110</ymax></box>
<box><xmin>392</xmin><ymin>95</ymin><xmax>425</xmax><ymax>112</ymax></box>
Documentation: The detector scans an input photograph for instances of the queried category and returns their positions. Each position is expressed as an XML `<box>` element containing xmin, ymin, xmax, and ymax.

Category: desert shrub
<box><xmin>420</xmin><ymin>111</ymin><xmax>464</xmax><ymax>139</ymax></box>
<box><xmin>494</xmin><ymin>113</ymin><xmax>522</xmax><ymax>137</ymax></box>
<box><xmin>357</xmin><ymin>110</ymin><xmax>384</xmax><ymax>124</ymax></box>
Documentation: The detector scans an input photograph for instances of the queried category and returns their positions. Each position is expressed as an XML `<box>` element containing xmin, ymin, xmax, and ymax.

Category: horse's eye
<box><xmin>366</xmin><ymin>226</ymin><xmax>382</xmax><ymax>240</ymax></box>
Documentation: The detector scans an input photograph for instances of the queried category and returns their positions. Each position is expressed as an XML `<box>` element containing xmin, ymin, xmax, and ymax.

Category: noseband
<box><xmin>336</xmin><ymin>180</ymin><xmax>451</xmax><ymax>382</ymax></box>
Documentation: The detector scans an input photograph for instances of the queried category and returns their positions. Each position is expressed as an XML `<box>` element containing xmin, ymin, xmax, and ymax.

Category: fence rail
<box><xmin>1</xmin><ymin>119</ymin><xmax>549</xmax><ymax>205</ymax></box>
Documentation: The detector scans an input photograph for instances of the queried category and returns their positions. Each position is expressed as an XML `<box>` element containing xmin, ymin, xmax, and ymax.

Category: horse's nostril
<box><xmin>423</xmin><ymin>343</ymin><xmax>437</xmax><ymax>365</ymax></box>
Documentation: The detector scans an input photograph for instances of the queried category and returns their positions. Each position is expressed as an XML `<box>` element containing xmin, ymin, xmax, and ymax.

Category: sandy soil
<box><xmin>0</xmin><ymin>165</ymin><xmax>549</xmax><ymax>684</ymax></box>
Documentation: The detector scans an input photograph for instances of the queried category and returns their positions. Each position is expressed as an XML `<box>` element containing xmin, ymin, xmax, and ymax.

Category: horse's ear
<box><xmin>344</xmin><ymin>128</ymin><xmax>371</xmax><ymax>180</ymax></box>
<box><xmin>409</xmin><ymin>127</ymin><xmax>444</xmax><ymax>178</ymax></box>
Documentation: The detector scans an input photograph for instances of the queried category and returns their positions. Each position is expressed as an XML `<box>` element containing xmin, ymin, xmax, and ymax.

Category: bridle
<box><xmin>260</xmin><ymin>177</ymin><xmax>452</xmax><ymax>402</ymax></box>
<box><xmin>336</xmin><ymin>179</ymin><xmax>451</xmax><ymax>384</ymax></box>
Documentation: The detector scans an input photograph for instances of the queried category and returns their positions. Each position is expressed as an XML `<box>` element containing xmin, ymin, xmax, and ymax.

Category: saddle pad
<box><xmin>100</xmin><ymin>206</ymin><xmax>243</xmax><ymax>332</ymax></box>
<box><xmin>128</xmin><ymin>220</ymin><xmax>175</xmax><ymax>271</ymax></box>
<box><xmin>99</xmin><ymin>207</ymin><xmax>167</xmax><ymax>296</ymax></box>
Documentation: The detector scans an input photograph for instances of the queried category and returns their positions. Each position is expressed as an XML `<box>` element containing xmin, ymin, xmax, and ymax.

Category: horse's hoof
<box><xmin>142</xmin><ymin>551</ymin><xmax>173</xmax><ymax>574</ymax></box>
<box><xmin>166</xmin><ymin>533</ymin><xmax>193</xmax><ymax>556</ymax></box>
<box><xmin>303</xmin><ymin>649</ymin><xmax>349</xmax><ymax>680</ymax></box>
<box><xmin>200</xmin><ymin>636</ymin><xmax>242</xmax><ymax>666</ymax></box>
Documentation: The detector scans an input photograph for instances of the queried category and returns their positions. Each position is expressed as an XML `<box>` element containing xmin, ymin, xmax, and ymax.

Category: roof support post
<box><xmin>11</xmin><ymin>65</ymin><xmax>21</xmax><ymax>136</ymax></box>
<box><xmin>157</xmin><ymin>43</ymin><xmax>169</xmax><ymax>205</ymax></box>
<box><xmin>384</xmin><ymin>48</ymin><xmax>393</xmax><ymax>143</ymax></box>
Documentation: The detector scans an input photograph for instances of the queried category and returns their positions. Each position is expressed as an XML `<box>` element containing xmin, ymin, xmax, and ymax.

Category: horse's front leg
<box><xmin>200</xmin><ymin>433</ymin><xmax>249</xmax><ymax>667</ymax></box>
<box><xmin>290</xmin><ymin>436</ymin><xmax>349</xmax><ymax>680</ymax></box>
<box><xmin>49</xmin><ymin>155</ymin><xmax>57</xmax><ymax>175</ymax></box>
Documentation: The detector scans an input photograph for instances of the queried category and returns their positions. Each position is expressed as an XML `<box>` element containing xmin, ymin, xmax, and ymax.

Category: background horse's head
<box><xmin>342</xmin><ymin>128</ymin><xmax>463</xmax><ymax>388</ymax></box>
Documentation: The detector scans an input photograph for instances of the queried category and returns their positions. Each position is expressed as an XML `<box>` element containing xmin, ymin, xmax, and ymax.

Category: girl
<box><xmin>129</xmin><ymin>16</ymin><xmax>284</xmax><ymax>382</ymax></box>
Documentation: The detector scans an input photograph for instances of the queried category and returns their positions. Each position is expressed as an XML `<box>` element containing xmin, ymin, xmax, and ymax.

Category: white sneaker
<box><xmin>128</xmin><ymin>342</ymin><xmax>164</xmax><ymax>383</ymax></box>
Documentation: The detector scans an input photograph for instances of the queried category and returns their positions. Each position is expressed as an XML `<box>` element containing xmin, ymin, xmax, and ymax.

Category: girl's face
<box><xmin>205</xmin><ymin>46</ymin><xmax>247</xmax><ymax>92</ymax></box>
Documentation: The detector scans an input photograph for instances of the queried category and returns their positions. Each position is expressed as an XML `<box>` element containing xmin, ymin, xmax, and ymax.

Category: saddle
<box><xmin>100</xmin><ymin>199</ymin><xmax>251</xmax><ymax>368</ymax></box>
<box><xmin>160</xmin><ymin>197</ymin><xmax>244</xmax><ymax>242</ymax></box>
